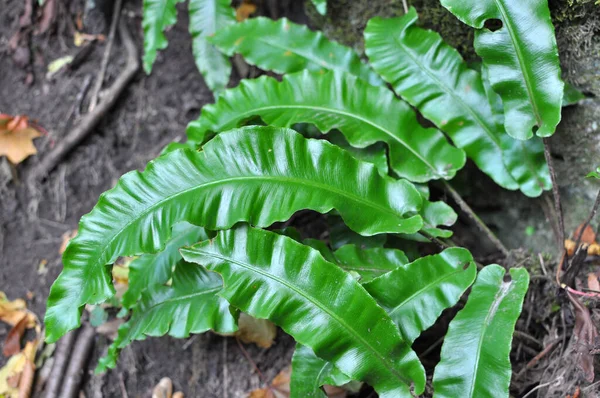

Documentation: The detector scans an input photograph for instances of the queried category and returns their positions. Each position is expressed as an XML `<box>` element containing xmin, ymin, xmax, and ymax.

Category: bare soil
<box><xmin>0</xmin><ymin>0</ymin><xmax>298</xmax><ymax>396</ymax></box>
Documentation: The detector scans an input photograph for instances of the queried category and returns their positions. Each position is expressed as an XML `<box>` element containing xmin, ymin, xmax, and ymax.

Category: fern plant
<box><xmin>45</xmin><ymin>0</ymin><xmax>578</xmax><ymax>396</ymax></box>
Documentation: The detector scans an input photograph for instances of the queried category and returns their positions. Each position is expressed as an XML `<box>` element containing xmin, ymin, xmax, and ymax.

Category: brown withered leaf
<box><xmin>0</xmin><ymin>340</ymin><xmax>38</xmax><ymax>397</ymax></box>
<box><xmin>236</xmin><ymin>1</ymin><xmax>257</xmax><ymax>21</ymax></box>
<box><xmin>235</xmin><ymin>314</ymin><xmax>276</xmax><ymax>349</ymax></box>
<box><xmin>588</xmin><ymin>273</ymin><xmax>600</xmax><ymax>292</ymax></box>
<box><xmin>574</xmin><ymin>224</ymin><xmax>597</xmax><ymax>245</ymax></box>
<box><xmin>152</xmin><ymin>377</ymin><xmax>173</xmax><ymax>398</ymax></box>
<box><xmin>59</xmin><ymin>229</ymin><xmax>78</xmax><ymax>254</ymax></box>
<box><xmin>0</xmin><ymin>292</ymin><xmax>36</xmax><ymax>327</ymax></box>
<box><xmin>249</xmin><ymin>367</ymin><xmax>290</xmax><ymax>398</ymax></box>
<box><xmin>567</xmin><ymin>291</ymin><xmax>598</xmax><ymax>382</ymax></box>
<box><xmin>0</xmin><ymin>114</ymin><xmax>43</xmax><ymax>164</ymax></box>
<box><xmin>3</xmin><ymin>315</ymin><xmax>29</xmax><ymax>357</ymax></box>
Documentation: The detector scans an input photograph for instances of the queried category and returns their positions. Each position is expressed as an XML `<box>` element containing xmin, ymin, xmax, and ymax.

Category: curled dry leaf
<box><xmin>574</xmin><ymin>224</ymin><xmax>597</xmax><ymax>245</ymax></box>
<box><xmin>3</xmin><ymin>315</ymin><xmax>29</xmax><ymax>357</ymax></box>
<box><xmin>0</xmin><ymin>292</ymin><xmax>36</xmax><ymax>327</ymax></box>
<box><xmin>152</xmin><ymin>377</ymin><xmax>173</xmax><ymax>398</ymax></box>
<box><xmin>249</xmin><ymin>367</ymin><xmax>291</xmax><ymax>398</ymax></box>
<box><xmin>236</xmin><ymin>1</ymin><xmax>257</xmax><ymax>22</ymax></box>
<box><xmin>59</xmin><ymin>229</ymin><xmax>78</xmax><ymax>255</ymax></box>
<box><xmin>235</xmin><ymin>313</ymin><xmax>276</xmax><ymax>349</ymax></box>
<box><xmin>0</xmin><ymin>340</ymin><xmax>38</xmax><ymax>398</ymax></box>
<box><xmin>0</xmin><ymin>114</ymin><xmax>43</xmax><ymax>164</ymax></box>
<box><xmin>588</xmin><ymin>273</ymin><xmax>600</xmax><ymax>292</ymax></box>
<box><xmin>567</xmin><ymin>291</ymin><xmax>598</xmax><ymax>382</ymax></box>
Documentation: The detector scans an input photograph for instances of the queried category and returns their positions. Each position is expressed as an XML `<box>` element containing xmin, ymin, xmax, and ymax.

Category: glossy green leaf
<box><xmin>290</xmin><ymin>344</ymin><xmax>351</xmax><ymax>398</ymax></box>
<box><xmin>500</xmin><ymin>136</ymin><xmax>551</xmax><ymax>198</ymax></box>
<box><xmin>142</xmin><ymin>0</ymin><xmax>184</xmax><ymax>74</ymax></box>
<box><xmin>479</xmin><ymin>63</ymin><xmax>551</xmax><ymax>197</ymax></box>
<box><xmin>121</xmin><ymin>222</ymin><xmax>212</xmax><ymax>309</ymax></box>
<box><xmin>45</xmin><ymin>126</ymin><xmax>425</xmax><ymax>342</ymax></box>
<box><xmin>432</xmin><ymin>265</ymin><xmax>529</xmax><ymax>397</ymax></box>
<box><xmin>364</xmin><ymin>248</ymin><xmax>477</xmax><ymax>343</ymax></box>
<box><xmin>326</xmin><ymin>214</ymin><xmax>386</xmax><ymax>250</ymax></box>
<box><xmin>209</xmin><ymin>17</ymin><xmax>382</xmax><ymax>86</ymax></box>
<box><xmin>97</xmin><ymin>261</ymin><xmax>236</xmax><ymax>372</ymax></box>
<box><xmin>563</xmin><ymin>83</ymin><xmax>586</xmax><ymax>107</ymax></box>
<box><xmin>187</xmin><ymin>70</ymin><xmax>466</xmax><ymax>182</ymax></box>
<box><xmin>440</xmin><ymin>0</ymin><xmax>564</xmax><ymax>139</ymax></box>
<box><xmin>587</xmin><ymin>167</ymin><xmax>600</xmax><ymax>180</ymax></box>
<box><xmin>310</xmin><ymin>0</ymin><xmax>327</xmax><ymax>15</ymax></box>
<box><xmin>326</xmin><ymin>130</ymin><xmax>388</xmax><ymax>176</ymax></box>
<box><xmin>189</xmin><ymin>0</ymin><xmax>235</xmax><ymax>93</ymax></box>
<box><xmin>365</xmin><ymin>9</ymin><xmax>518</xmax><ymax>191</ymax></box>
<box><xmin>160</xmin><ymin>140</ymin><xmax>199</xmax><ymax>156</ymax></box>
<box><xmin>180</xmin><ymin>225</ymin><xmax>426</xmax><ymax>397</ymax></box>
<box><xmin>333</xmin><ymin>245</ymin><xmax>408</xmax><ymax>284</ymax></box>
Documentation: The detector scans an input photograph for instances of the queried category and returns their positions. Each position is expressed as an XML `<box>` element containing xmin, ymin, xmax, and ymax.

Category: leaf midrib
<box><xmin>391</xmin><ymin>32</ymin><xmax>503</xmax><ymax>150</ymax></box>
<box><xmin>207</xmin><ymin>103</ymin><xmax>440</xmax><ymax>176</ymax></box>
<box><xmin>466</xmin><ymin>280</ymin><xmax>512</xmax><ymax>397</ymax></box>
<box><xmin>204</xmin><ymin>250</ymin><xmax>413</xmax><ymax>386</ymax></box>
<box><xmin>142</xmin><ymin>286</ymin><xmax>222</xmax><ymax>313</ymax></box>
<box><xmin>492</xmin><ymin>0</ymin><xmax>541</xmax><ymax>126</ymax></box>
<box><xmin>77</xmin><ymin>173</ymin><xmax>414</xmax><ymax>308</ymax></box>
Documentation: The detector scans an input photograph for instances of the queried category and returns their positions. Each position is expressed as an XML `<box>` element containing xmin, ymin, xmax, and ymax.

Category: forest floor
<box><xmin>0</xmin><ymin>0</ymin><xmax>596</xmax><ymax>397</ymax></box>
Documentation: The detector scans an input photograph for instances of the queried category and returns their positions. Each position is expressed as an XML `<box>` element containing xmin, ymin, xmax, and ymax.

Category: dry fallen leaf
<box><xmin>0</xmin><ymin>114</ymin><xmax>43</xmax><ymax>164</ymax></box>
<box><xmin>0</xmin><ymin>292</ymin><xmax>36</xmax><ymax>327</ymax></box>
<box><xmin>152</xmin><ymin>377</ymin><xmax>173</xmax><ymax>398</ymax></box>
<box><xmin>236</xmin><ymin>1</ymin><xmax>257</xmax><ymax>21</ymax></box>
<box><xmin>3</xmin><ymin>315</ymin><xmax>29</xmax><ymax>357</ymax></box>
<box><xmin>249</xmin><ymin>367</ymin><xmax>290</xmax><ymax>398</ymax></box>
<box><xmin>235</xmin><ymin>314</ymin><xmax>276</xmax><ymax>349</ymax></box>
<box><xmin>574</xmin><ymin>224</ymin><xmax>597</xmax><ymax>245</ymax></box>
<box><xmin>589</xmin><ymin>243</ymin><xmax>600</xmax><ymax>256</ymax></box>
<box><xmin>588</xmin><ymin>273</ymin><xmax>600</xmax><ymax>292</ymax></box>
<box><xmin>0</xmin><ymin>340</ymin><xmax>38</xmax><ymax>397</ymax></box>
<box><xmin>59</xmin><ymin>229</ymin><xmax>78</xmax><ymax>254</ymax></box>
<box><xmin>567</xmin><ymin>291</ymin><xmax>598</xmax><ymax>382</ymax></box>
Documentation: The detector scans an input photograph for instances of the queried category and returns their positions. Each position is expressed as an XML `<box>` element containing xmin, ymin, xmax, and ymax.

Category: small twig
<box><xmin>419</xmin><ymin>335</ymin><xmax>444</xmax><ymax>358</ymax></box>
<box><xmin>43</xmin><ymin>330</ymin><xmax>77</xmax><ymax>398</ymax></box>
<box><xmin>30</xmin><ymin>17</ymin><xmax>139</xmax><ymax>180</ymax></box>
<box><xmin>516</xmin><ymin>338</ymin><xmax>560</xmax><ymax>378</ymax></box>
<box><xmin>538</xmin><ymin>253</ymin><xmax>548</xmax><ymax>276</ymax></box>
<box><xmin>401</xmin><ymin>0</ymin><xmax>409</xmax><ymax>13</ymax></box>
<box><xmin>442</xmin><ymin>180</ymin><xmax>509</xmax><ymax>256</ymax></box>
<box><xmin>418</xmin><ymin>231</ymin><xmax>451</xmax><ymax>250</ymax></box>
<box><xmin>88</xmin><ymin>0</ymin><xmax>123</xmax><ymax>112</ymax></box>
<box><xmin>235</xmin><ymin>337</ymin><xmax>266</xmax><ymax>385</ymax></box>
<box><xmin>521</xmin><ymin>378</ymin><xmax>563</xmax><ymax>398</ymax></box>
<box><xmin>574</xmin><ymin>189</ymin><xmax>600</xmax><ymax>249</ymax></box>
<box><xmin>543</xmin><ymin>138</ymin><xmax>564</xmax><ymax>246</ymax></box>
<box><xmin>118</xmin><ymin>373</ymin><xmax>129</xmax><ymax>398</ymax></box>
<box><xmin>59</xmin><ymin>324</ymin><xmax>96</xmax><ymax>398</ymax></box>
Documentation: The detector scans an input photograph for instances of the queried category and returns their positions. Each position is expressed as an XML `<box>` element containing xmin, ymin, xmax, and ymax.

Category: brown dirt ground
<box><xmin>0</xmin><ymin>0</ymin><xmax>302</xmax><ymax>396</ymax></box>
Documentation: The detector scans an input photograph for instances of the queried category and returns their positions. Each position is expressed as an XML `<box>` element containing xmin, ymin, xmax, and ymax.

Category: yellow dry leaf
<box><xmin>565</xmin><ymin>239</ymin><xmax>576</xmax><ymax>256</ymax></box>
<box><xmin>0</xmin><ymin>292</ymin><xmax>35</xmax><ymax>328</ymax></box>
<box><xmin>588</xmin><ymin>273</ymin><xmax>600</xmax><ymax>292</ymax></box>
<box><xmin>59</xmin><ymin>229</ymin><xmax>78</xmax><ymax>254</ymax></box>
<box><xmin>589</xmin><ymin>243</ymin><xmax>600</xmax><ymax>256</ymax></box>
<box><xmin>0</xmin><ymin>115</ymin><xmax>42</xmax><ymax>165</ymax></box>
<box><xmin>152</xmin><ymin>377</ymin><xmax>173</xmax><ymax>398</ymax></box>
<box><xmin>236</xmin><ymin>1</ymin><xmax>256</xmax><ymax>21</ymax></box>
<box><xmin>0</xmin><ymin>340</ymin><xmax>37</xmax><ymax>397</ymax></box>
<box><xmin>235</xmin><ymin>313</ymin><xmax>276</xmax><ymax>349</ymax></box>
<box><xmin>249</xmin><ymin>368</ymin><xmax>290</xmax><ymax>398</ymax></box>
